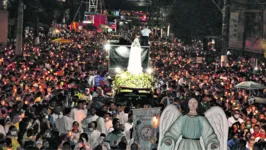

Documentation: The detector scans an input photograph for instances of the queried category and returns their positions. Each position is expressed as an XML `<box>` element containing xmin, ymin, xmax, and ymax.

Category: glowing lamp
<box><xmin>104</xmin><ymin>43</ymin><xmax>111</xmax><ymax>50</ymax></box>
<box><xmin>146</xmin><ymin>68</ymin><xmax>153</xmax><ymax>74</ymax></box>
<box><xmin>115</xmin><ymin>67</ymin><xmax>121</xmax><ymax>73</ymax></box>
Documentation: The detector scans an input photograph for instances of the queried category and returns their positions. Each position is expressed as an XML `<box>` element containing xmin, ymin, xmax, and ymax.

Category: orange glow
<box><xmin>152</xmin><ymin>116</ymin><xmax>159</xmax><ymax>128</ymax></box>
<box><xmin>68</xmin><ymin>131</ymin><xmax>72</xmax><ymax>137</ymax></box>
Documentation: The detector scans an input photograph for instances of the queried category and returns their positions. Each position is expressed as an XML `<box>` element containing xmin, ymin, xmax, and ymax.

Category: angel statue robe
<box><xmin>161</xmin><ymin>115</ymin><xmax>219</xmax><ymax>150</ymax></box>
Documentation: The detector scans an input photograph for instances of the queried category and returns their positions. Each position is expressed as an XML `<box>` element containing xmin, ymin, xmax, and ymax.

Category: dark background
<box><xmin>109</xmin><ymin>45</ymin><xmax>150</xmax><ymax>70</ymax></box>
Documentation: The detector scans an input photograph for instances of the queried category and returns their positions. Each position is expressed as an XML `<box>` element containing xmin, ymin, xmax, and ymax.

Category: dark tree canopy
<box><xmin>166</xmin><ymin>0</ymin><xmax>222</xmax><ymax>42</ymax></box>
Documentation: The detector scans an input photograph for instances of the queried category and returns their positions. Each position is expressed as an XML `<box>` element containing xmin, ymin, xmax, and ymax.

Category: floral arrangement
<box><xmin>113</xmin><ymin>71</ymin><xmax>153</xmax><ymax>90</ymax></box>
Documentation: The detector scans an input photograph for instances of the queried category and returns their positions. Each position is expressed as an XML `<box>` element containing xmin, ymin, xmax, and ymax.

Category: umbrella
<box><xmin>235</xmin><ymin>81</ymin><xmax>265</xmax><ymax>90</ymax></box>
<box><xmin>51</xmin><ymin>38</ymin><xmax>72</xmax><ymax>43</ymax></box>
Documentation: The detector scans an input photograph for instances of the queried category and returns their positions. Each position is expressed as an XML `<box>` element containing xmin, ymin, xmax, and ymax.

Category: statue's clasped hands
<box><xmin>164</xmin><ymin>139</ymin><xmax>172</xmax><ymax>146</ymax></box>
<box><xmin>211</xmin><ymin>143</ymin><xmax>220</xmax><ymax>149</ymax></box>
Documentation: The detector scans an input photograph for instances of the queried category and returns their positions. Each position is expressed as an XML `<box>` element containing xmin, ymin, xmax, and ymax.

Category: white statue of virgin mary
<box><xmin>127</xmin><ymin>37</ymin><xmax>143</xmax><ymax>74</ymax></box>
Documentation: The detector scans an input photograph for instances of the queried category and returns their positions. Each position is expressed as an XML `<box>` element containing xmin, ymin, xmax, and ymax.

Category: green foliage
<box><xmin>114</xmin><ymin>71</ymin><xmax>153</xmax><ymax>90</ymax></box>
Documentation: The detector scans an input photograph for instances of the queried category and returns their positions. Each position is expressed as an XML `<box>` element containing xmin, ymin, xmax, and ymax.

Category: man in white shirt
<box><xmin>141</xmin><ymin>25</ymin><xmax>151</xmax><ymax>45</ymax></box>
<box><xmin>70</xmin><ymin>100</ymin><xmax>87</xmax><ymax>128</ymax></box>
<box><xmin>115</xmin><ymin>104</ymin><xmax>128</xmax><ymax>125</ymax></box>
<box><xmin>88</xmin><ymin>71</ymin><xmax>96</xmax><ymax>86</ymax></box>
<box><xmin>228</xmin><ymin>110</ymin><xmax>244</xmax><ymax>127</ymax></box>
<box><xmin>87</xmin><ymin>121</ymin><xmax>101</xmax><ymax>148</ymax></box>
<box><xmin>124</xmin><ymin>114</ymin><xmax>133</xmax><ymax>143</ymax></box>
<box><xmin>55</xmin><ymin>108</ymin><xmax>74</xmax><ymax>135</ymax></box>
<box><xmin>105</xmin><ymin>113</ymin><xmax>113</xmax><ymax>133</ymax></box>
<box><xmin>82</xmin><ymin>107</ymin><xmax>99</xmax><ymax>132</ymax></box>
<box><xmin>96</xmin><ymin>111</ymin><xmax>107</xmax><ymax>135</ymax></box>
<box><xmin>106</xmin><ymin>118</ymin><xmax>125</xmax><ymax>148</ymax></box>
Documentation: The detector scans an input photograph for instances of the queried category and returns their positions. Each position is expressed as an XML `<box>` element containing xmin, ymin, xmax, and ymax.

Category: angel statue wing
<box><xmin>158</xmin><ymin>105</ymin><xmax>182</xmax><ymax>150</ymax></box>
<box><xmin>204</xmin><ymin>106</ymin><xmax>228</xmax><ymax>150</ymax></box>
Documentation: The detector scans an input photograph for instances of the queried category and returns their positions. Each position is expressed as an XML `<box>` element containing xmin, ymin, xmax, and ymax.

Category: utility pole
<box><xmin>15</xmin><ymin>0</ymin><xmax>24</xmax><ymax>56</ymax></box>
<box><xmin>221</xmin><ymin>0</ymin><xmax>230</xmax><ymax>55</ymax></box>
<box><xmin>34</xmin><ymin>0</ymin><xmax>40</xmax><ymax>45</ymax></box>
<box><xmin>212</xmin><ymin>0</ymin><xmax>230</xmax><ymax>55</ymax></box>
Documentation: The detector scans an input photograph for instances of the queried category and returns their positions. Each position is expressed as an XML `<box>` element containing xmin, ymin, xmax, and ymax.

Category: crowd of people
<box><xmin>0</xmin><ymin>25</ymin><xmax>265</xmax><ymax>150</ymax></box>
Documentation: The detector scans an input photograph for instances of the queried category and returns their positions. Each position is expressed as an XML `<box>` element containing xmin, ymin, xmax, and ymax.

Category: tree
<box><xmin>166</xmin><ymin>0</ymin><xmax>223</xmax><ymax>43</ymax></box>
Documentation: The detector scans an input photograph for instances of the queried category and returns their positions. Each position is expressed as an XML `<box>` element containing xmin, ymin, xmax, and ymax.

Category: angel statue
<box><xmin>127</xmin><ymin>36</ymin><xmax>143</xmax><ymax>74</ymax></box>
<box><xmin>158</xmin><ymin>98</ymin><xmax>228</xmax><ymax>150</ymax></box>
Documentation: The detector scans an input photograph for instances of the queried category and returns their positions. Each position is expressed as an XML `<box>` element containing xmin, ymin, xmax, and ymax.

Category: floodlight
<box><xmin>104</xmin><ymin>43</ymin><xmax>111</xmax><ymax>50</ymax></box>
<box><xmin>115</xmin><ymin>67</ymin><xmax>121</xmax><ymax>73</ymax></box>
<box><xmin>146</xmin><ymin>68</ymin><xmax>153</xmax><ymax>74</ymax></box>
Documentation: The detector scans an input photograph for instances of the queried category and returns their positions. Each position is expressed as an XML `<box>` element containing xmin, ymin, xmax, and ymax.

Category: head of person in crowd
<box><xmin>113</xmin><ymin>118</ymin><xmax>120</xmax><ymax>132</ymax></box>
<box><xmin>88</xmin><ymin>121</ymin><xmax>97</xmax><ymax>132</ymax></box>
<box><xmin>72</xmin><ymin>121</ymin><xmax>80</xmax><ymax>132</ymax></box>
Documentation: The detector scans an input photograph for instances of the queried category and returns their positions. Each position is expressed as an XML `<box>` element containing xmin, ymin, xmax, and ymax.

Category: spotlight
<box><xmin>115</xmin><ymin>67</ymin><xmax>121</xmax><ymax>73</ymax></box>
<box><xmin>146</xmin><ymin>68</ymin><xmax>153</xmax><ymax>74</ymax></box>
<box><xmin>104</xmin><ymin>43</ymin><xmax>111</xmax><ymax>50</ymax></box>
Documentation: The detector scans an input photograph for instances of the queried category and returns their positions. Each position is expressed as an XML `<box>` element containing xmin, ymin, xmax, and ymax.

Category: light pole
<box><xmin>15</xmin><ymin>0</ymin><xmax>24</xmax><ymax>56</ymax></box>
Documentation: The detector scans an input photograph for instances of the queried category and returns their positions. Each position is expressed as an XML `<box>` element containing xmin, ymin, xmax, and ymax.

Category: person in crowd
<box><xmin>228</xmin><ymin>110</ymin><xmax>245</xmax><ymax>127</ymax></box>
<box><xmin>104</xmin><ymin>113</ymin><xmax>113</xmax><ymax>134</ymax></box>
<box><xmin>115</xmin><ymin>104</ymin><xmax>128</xmax><ymax>125</ymax></box>
<box><xmin>106</xmin><ymin>118</ymin><xmax>125</xmax><ymax>148</ymax></box>
<box><xmin>55</xmin><ymin>108</ymin><xmax>74</xmax><ymax>135</ymax></box>
<box><xmin>96</xmin><ymin>111</ymin><xmax>107</xmax><ymax>135</ymax></box>
<box><xmin>82</xmin><ymin>107</ymin><xmax>99</xmax><ymax>133</ymax></box>
<box><xmin>87</xmin><ymin>121</ymin><xmax>101</xmax><ymax>148</ymax></box>
<box><xmin>80</xmin><ymin>88</ymin><xmax>92</xmax><ymax>103</ymax></box>
<box><xmin>70</xmin><ymin>121</ymin><xmax>81</xmax><ymax>144</ymax></box>
<box><xmin>124</xmin><ymin>113</ymin><xmax>133</xmax><ymax>143</ymax></box>
<box><xmin>228</xmin><ymin>133</ymin><xmax>240</xmax><ymax>150</ymax></box>
<box><xmin>70</xmin><ymin>100</ymin><xmax>87</xmax><ymax>131</ymax></box>
<box><xmin>141</xmin><ymin>25</ymin><xmax>151</xmax><ymax>45</ymax></box>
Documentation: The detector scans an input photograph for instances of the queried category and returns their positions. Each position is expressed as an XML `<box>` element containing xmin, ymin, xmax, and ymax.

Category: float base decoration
<box><xmin>132</xmin><ymin>108</ymin><xmax>161</xmax><ymax>150</ymax></box>
<box><xmin>113</xmin><ymin>71</ymin><xmax>153</xmax><ymax>90</ymax></box>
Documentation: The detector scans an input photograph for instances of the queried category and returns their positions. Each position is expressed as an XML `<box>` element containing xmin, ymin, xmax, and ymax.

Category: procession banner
<box><xmin>229</xmin><ymin>12</ymin><xmax>244</xmax><ymax>49</ymax></box>
<box><xmin>245</xmin><ymin>12</ymin><xmax>264</xmax><ymax>53</ymax></box>
<box><xmin>132</xmin><ymin>108</ymin><xmax>161</xmax><ymax>150</ymax></box>
<box><xmin>109</xmin><ymin>45</ymin><xmax>150</xmax><ymax>69</ymax></box>
<box><xmin>0</xmin><ymin>11</ymin><xmax>8</xmax><ymax>44</ymax></box>
<box><xmin>264</xmin><ymin>10</ymin><xmax>266</xmax><ymax>39</ymax></box>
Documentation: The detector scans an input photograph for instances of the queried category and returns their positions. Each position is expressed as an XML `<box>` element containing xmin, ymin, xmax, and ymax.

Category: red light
<box><xmin>141</xmin><ymin>15</ymin><xmax>147</xmax><ymax>21</ymax></box>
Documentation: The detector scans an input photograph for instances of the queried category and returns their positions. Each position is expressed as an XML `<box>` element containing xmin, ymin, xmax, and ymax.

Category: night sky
<box><xmin>105</xmin><ymin>0</ymin><xmax>150</xmax><ymax>10</ymax></box>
